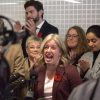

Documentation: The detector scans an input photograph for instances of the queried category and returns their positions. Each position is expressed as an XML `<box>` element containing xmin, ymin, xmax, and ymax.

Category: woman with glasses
<box><xmin>65</xmin><ymin>26</ymin><xmax>90</xmax><ymax>67</ymax></box>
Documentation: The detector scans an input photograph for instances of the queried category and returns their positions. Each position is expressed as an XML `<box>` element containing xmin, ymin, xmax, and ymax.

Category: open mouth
<box><xmin>45</xmin><ymin>53</ymin><xmax>53</xmax><ymax>62</ymax></box>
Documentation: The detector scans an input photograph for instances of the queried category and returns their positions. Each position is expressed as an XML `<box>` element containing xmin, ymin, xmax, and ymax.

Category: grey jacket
<box><xmin>68</xmin><ymin>78</ymin><xmax>100</xmax><ymax>100</ymax></box>
<box><xmin>79</xmin><ymin>52</ymin><xmax>100</xmax><ymax>79</ymax></box>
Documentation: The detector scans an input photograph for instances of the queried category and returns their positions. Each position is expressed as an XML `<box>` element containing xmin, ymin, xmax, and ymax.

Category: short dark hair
<box><xmin>86</xmin><ymin>25</ymin><xmax>100</xmax><ymax>38</ymax></box>
<box><xmin>24</xmin><ymin>0</ymin><xmax>43</xmax><ymax>11</ymax></box>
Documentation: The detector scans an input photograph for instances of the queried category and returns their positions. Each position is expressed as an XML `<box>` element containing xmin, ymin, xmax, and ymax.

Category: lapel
<box><xmin>89</xmin><ymin>52</ymin><xmax>94</xmax><ymax>68</ymax></box>
<box><xmin>53</xmin><ymin>65</ymin><xmax>65</xmax><ymax>96</ymax></box>
<box><xmin>24</xmin><ymin>58</ymin><xmax>30</xmax><ymax>79</ymax></box>
<box><xmin>37</xmin><ymin>65</ymin><xmax>46</xmax><ymax>96</ymax></box>
<box><xmin>39</xmin><ymin>21</ymin><xmax>48</xmax><ymax>32</ymax></box>
<box><xmin>86</xmin><ymin>52</ymin><xmax>100</xmax><ymax>68</ymax></box>
<box><xmin>94</xmin><ymin>52</ymin><xmax>100</xmax><ymax>64</ymax></box>
<box><xmin>38</xmin><ymin>21</ymin><xmax>49</xmax><ymax>39</ymax></box>
<box><xmin>37</xmin><ymin>64</ymin><xmax>65</xmax><ymax>97</ymax></box>
<box><xmin>93</xmin><ymin>52</ymin><xmax>100</xmax><ymax>71</ymax></box>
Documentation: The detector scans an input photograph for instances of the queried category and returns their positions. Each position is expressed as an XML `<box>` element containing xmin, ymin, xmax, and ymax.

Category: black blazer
<box><xmin>21</xmin><ymin>20</ymin><xmax>59</xmax><ymax>57</ymax></box>
<box><xmin>39</xmin><ymin>20</ymin><xmax>59</xmax><ymax>39</ymax></box>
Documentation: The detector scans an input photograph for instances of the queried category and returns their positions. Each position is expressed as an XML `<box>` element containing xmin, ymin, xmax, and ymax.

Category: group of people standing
<box><xmin>0</xmin><ymin>0</ymin><xmax>100</xmax><ymax>100</ymax></box>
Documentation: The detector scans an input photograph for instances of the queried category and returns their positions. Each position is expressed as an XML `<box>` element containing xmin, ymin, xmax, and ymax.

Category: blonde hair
<box><xmin>39</xmin><ymin>33</ymin><xmax>68</xmax><ymax>65</ymax></box>
<box><xmin>26</xmin><ymin>36</ymin><xmax>42</xmax><ymax>48</ymax></box>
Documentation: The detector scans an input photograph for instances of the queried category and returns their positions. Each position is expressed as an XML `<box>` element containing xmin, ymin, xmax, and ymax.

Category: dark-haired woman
<box><xmin>78</xmin><ymin>25</ymin><xmax>100</xmax><ymax>80</ymax></box>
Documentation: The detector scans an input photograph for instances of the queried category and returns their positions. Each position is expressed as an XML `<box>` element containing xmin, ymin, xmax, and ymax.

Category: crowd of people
<box><xmin>0</xmin><ymin>0</ymin><xmax>100</xmax><ymax>100</ymax></box>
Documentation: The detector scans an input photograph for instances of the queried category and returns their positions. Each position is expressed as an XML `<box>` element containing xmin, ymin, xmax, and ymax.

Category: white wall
<box><xmin>0</xmin><ymin>0</ymin><xmax>100</xmax><ymax>39</ymax></box>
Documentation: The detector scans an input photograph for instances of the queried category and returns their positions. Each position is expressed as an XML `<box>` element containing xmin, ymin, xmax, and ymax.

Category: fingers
<box><xmin>15</xmin><ymin>21</ymin><xmax>21</xmax><ymax>25</ymax></box>
<box><xmin>25</xmin><ymin>19</ymin><xmax>36</xmax><ymax>34</ymax></box>
<box><xmin>78</xmin><ymin>60</ymin><xmax>90</xmax><ymax>72</ymax></box>
<box><xmin>14</xmin><ymin>21</ymin><xmax>22</xmax><ymax>32</ymax></box>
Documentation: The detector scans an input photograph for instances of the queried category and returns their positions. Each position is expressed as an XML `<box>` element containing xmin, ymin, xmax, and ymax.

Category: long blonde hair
<box><xmin>26</xmin><ymin>36</ymin><xmax>42</xmax><ymax>48</ymax></box>
<box><xmin>38</xmin><ymin>33</ymin><xmax>68</xmax><ymax>66</ymax></box>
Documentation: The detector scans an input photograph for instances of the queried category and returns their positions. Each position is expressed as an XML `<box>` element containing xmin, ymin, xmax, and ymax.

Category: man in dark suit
<box><xmin>14</xmin><ymin>0</ymin><xmax>59</xmax><ymax>57</ymax></box>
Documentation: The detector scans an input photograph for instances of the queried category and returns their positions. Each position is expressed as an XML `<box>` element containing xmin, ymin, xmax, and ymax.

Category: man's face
<box><xmin>25</xmin><ymin>6</ymin><xmax>43</xmax><ymax>23</ymax></box>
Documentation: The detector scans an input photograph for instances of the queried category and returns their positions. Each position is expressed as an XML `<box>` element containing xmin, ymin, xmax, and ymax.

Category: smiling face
<box><xmin>43</xmin><ymin>40</ymin><xmax>61</xmax><ymax>66</ymax></box>
<box><xmin>66</xmin><ymin>28</ymin><xmax>79</xmax><ymax>49</ymax></box>
<box><xmin>25</xmin><ymin>6</ymin><xmax>43</xmax><ymax>22</ymax></box>
<box><xmin>26</xmin><ymin>41</ymin><xmax>41</xmax><ymax>59</ymax></box>
<box><xmin>86</xmin><ymin>32</ymin><xmax>100</xmax><ymax>52</ymax></box>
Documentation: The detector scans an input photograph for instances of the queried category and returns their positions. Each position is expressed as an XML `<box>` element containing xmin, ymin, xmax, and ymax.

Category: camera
<box><xmin>4</xmin><ymin>73</ymin><xmax>26</xmax><ymax>100</ymax></box>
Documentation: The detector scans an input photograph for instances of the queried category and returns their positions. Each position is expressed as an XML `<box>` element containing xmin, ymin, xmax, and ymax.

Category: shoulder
<box><xmin>7</xmin><ymin>43</ymin><xmax>22</xmax><ymax>51</ymax></box>
<box><xmin>80</xmin><ymin>51</ymin><xmax>93</xmax><ymax>59</ymax></box>
<box><xmin>4</xmin><ymin>43</ymin><xmax>23</xmax><ymax>58</ymax></box>
<box><xmin>34</xmin><ymin>64</ymin><xmax>46</xmax><ymax>72</ymax></box>
<box><xmin>65</xmin><ymin>64</ymin><xmax>82</xmax><ymax>78</ymax></box>
<box><xmin>82</xmin><ymin>51</ymin><xmax>92</xmax><ymax>56</ymax></box>
<box><xmin>44</xmin><ymin>21</ymin><xmax>58</xmax><ymax>30</ymax></box>
<box><xmin>65</xmin><ymin>64</ymin><xmax>78</xmax><ymax>73</ymax></box>
<box><xmin>57</xmin><ymin>64</ymin><xmax>78</xmax><ymax>77</ymax></box>
<box><xmin>64</xmin><ymin>64</ymin><xmax>81</xmax><ymax>79</ymax></box>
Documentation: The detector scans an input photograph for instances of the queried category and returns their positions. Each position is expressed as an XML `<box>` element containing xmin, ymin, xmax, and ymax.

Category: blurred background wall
<box><xmin>0</xmin><ymin>0</ymin><xmax>100</xmax><ymax>39</ymax></box>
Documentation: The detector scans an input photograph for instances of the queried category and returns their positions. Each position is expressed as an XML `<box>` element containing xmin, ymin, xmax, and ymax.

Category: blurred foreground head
<box><xmin>0</xmin><ymin>16</ymin><xmax>17</xmax><ymax>54</ymax></box>
<box><xmin>0</xmin><ymin>16</ymin><xmax>15</xmax><ymax>99</ymax></box>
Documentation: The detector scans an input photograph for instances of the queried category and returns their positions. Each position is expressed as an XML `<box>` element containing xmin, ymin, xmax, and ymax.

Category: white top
<box><xmin>44</xmin><ymin>75</ymin><xmax>54</xmax><ymax>100</ymax></box>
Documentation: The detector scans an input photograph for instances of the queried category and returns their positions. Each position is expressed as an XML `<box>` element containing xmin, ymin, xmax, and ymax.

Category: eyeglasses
<box><xmin>66</xmin><ymin>34</ymin><xmax>79</xmax><ymax>39</ymax></box>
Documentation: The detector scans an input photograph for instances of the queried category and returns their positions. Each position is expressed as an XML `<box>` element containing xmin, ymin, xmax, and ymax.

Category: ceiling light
<box><xmin>45</xmin><ymin>0</ymin><xmax>80</xmax><ymax>3</ymax></box>
<box><xmin>0</xmin><ymin>3</ymin><xmax>17</xmax><ymax>5</ymax></box>
<box><xmin>65</xmin><ymin>0</ymin><xmax>80</xmax><ymax>3</ymax></box>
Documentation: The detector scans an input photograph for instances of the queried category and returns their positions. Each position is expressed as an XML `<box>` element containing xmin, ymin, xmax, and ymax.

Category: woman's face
<box><xmin>43</xmin><ymin>40</ymin><xmax>61</xmax><ymax>66</ymax></box>
<box><xmin>66</xmin><ymin>28</ymin><xmax>79</xmax><ymax>49</ymax></box>
<box><xmin>26</xmin><ymin>41</ymin><xmax>41</xmax><ymax>58</ymax></box>
<box><xmin>86</xmin><ymin>32</ymin><xmax>100</xmax><ymax>52</ymax></box>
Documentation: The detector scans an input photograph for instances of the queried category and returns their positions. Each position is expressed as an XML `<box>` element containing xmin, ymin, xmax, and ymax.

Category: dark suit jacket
<box><xmin>39</xmin><ymin>20</ymin><xmax>58</xmax><ymax>39</ymax></box>
<box><xmin>33</xmin><ymin>64</ymin><xmax>82</xmax><ymax>100</ymax></box>
<box><xmin>22</xmin><ymin>20</ymin><xmax>59</xmax><ymax>57</ymax></box>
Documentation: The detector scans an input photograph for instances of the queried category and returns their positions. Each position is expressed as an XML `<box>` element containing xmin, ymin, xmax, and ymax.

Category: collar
<box><xmin>37</xmin><ymin>20</ymin><xmax>45</xmax><ymax>29</ymax></box>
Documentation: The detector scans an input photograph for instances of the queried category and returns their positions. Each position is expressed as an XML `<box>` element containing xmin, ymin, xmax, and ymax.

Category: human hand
<box><xmin>29</xmin><ymin>53</ymin><xmax>41</xmax><ymax>70</ymax></box>
<box><xmin>25</xmin><ymin>19</ymin><xmax>36</xmax><ymax>36</ymax></box>
<box><xmin>33</xmin><ymin>53</ymin><xmax>41</xmax><ymax>63</ymax></box>
<box><xmin>77</xmin><ymin>60</ymin><xmax>90</xmax><ymax>72</ymax></box>
<box><xmin>13</xmin><ymin>21</ymin><xmax>22</xmax><ymax>32</ymax></box>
